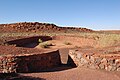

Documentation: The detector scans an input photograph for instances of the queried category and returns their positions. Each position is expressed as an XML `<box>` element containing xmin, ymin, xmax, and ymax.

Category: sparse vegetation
<box><xmin>0</xmin><ymin>31</ymin><xmax>120</xmax><ymax>48</ymax></box>
<box><xmin>64</xmin><ymin>41</ymin><xmax>72</xmax><ymax>45</ymax></box>
<box><xmin>39</xmin><ymin>42</ymin><xmax>53</xmax><ymax>48</ymax></box>
<box><xmin>76</xmin><ymin>32</ymin><xmax>120</xmax><ymax>48</ymax></box>
<box><xmin>38</xmin><ymin>38</ymin><xmax>53</xmax><ymax>48</ymax></box>
<box><xmin>38</xmin><ymin>38</ymin><xmax>43</xmax><ymax>43</ymax></box>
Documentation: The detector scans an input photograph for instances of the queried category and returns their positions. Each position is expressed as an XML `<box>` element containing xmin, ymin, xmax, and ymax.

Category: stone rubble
<box><xmin>69</xmin><ymin>49</ymin><xmax>120</xmax><ymax>71</ymax></box>
<box><xmin>0</xmin><ymin>22</ymin><xmax>93</xmax><ymax>32</ymax></box>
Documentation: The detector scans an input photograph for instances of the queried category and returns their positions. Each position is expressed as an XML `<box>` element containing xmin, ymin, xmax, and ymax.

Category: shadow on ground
<box><xmin>38</xmin><ymin>64</ymin><xmax>75</xmax><ymax>73</ymax></box>
<box><xmin>0</xmin><ymin>73</ymin><xmax>46</xmax><ymax>80</ymax></box>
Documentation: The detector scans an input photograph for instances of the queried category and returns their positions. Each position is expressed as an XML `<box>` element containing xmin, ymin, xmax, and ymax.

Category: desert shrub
<box><xmin>39</xmin><ymin>43</ymin><xmax>48</xmax><ymax>48</ymax></box>
<box><xmin>39</xmin><ymin>42</ymin><xmax>52</xmax><ymax>48</ymax></box>
<box><xmin>38</xmin><ymin>38</ymin><xmax>43</xmax><ymax>43</ymax></box>
<box><xmin>64</xmin><ymin>41</ymin><xmax>71</xmax><ymax>45</ymax></box>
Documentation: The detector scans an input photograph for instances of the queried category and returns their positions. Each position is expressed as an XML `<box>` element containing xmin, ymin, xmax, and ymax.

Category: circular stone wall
<box><xmin>0</xmin><ymin>45</ymin><xmax>61</xmax><ymax>73</ymax></box>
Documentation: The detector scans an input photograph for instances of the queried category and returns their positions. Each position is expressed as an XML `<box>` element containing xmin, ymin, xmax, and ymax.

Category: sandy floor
<box><xmin>21</xmin><ymin>67</ymin><xmax>120</xmax><ymax>80</ymax></box>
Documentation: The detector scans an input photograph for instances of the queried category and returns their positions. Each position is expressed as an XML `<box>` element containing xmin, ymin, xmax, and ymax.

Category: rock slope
<box><xmin>0</xmin><ymin>22</ymin><xmax>93</xmax><ymax>32</ymax></box>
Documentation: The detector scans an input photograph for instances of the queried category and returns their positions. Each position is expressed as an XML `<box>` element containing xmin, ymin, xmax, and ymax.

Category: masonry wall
<box><xmin>6</xmin><ymin>36</ymin><xmax>52</xmax><ymax>47</ymax></box>
<box><xmin>69</xmin><ymin>50</ymin><xmax>120</xmax><ymax>71</ymax></box>
<box><xmin>0</xmin><ymin>50</ymin><xmax>61</xmax><ymax>73</ymax></box>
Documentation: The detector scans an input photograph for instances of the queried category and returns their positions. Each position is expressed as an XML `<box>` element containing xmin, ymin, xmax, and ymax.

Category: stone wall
<box><xmin>69</xmin><ymin>49</ymin><xmax>120</xmax><ymax>71</ymax></box>
<box><xmin>0</xmin><ymin>50</ymin><xmax>61</xmax><ymax>73</ymax></box>
<box><xmin>6</xmin><ymin>36</ymin><xmax>52</xmax><ymax>47</ymax></box>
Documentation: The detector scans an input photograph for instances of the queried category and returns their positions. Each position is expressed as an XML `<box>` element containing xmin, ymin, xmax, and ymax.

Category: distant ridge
<box><xmin>0</xmin><ymin>22</ymin><xmax>93</xmax><ymax>32</ymax></box>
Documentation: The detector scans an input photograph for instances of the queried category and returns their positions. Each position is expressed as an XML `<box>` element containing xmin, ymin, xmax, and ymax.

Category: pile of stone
<box><xmin>0</xmin><ymin>55</ymin><xmax>18</xmax><ymax>73</ymax></box>
<box><xmin>0</xmin><ymin>22</ymin><xmax>59</xmax><ymax>32</ymax></box>
<box><xmin>0</xmin><ymin>22</ymin><xmax>93</xmax><ymax>32</ymax></box>
<box><xmin>69</xmin><ymin>49</ymin><xmax>120</xmax><ymax>71</ymax></box>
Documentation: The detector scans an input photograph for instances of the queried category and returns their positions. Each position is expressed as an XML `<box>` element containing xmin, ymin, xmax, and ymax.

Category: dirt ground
<box><xmin>20</xmin><ymin>67</ymin><xmax>120</xmax><ymax>80</ymax></box>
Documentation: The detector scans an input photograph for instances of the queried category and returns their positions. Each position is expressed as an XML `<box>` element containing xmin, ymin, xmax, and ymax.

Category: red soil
<box><xmin>0</xmin><ymin>45</ymin><xmax>47</xmax><ymax>55</ymax></box>
<box><xmin>21</xmin><ymin>67</ymin><xmax>120</xmax><ymax>80</ymax></box>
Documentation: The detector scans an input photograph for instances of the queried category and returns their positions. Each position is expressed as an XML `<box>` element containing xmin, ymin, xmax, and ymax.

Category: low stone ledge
<box><xmin>68</xmin><ymin>49</ymin><xmax>120</xmax><ymax>71</ymax></box>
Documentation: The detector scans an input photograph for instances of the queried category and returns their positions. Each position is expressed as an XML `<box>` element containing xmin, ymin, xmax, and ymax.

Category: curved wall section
<box><xmin>0</xmin><ymin>50</ymin><xmax>61</xmax><ymax>73</ymax></box>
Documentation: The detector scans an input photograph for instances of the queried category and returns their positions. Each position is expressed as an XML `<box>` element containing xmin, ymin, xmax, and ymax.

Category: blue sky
<box><xmin>0</xmin><ymin>0</ymin><xmax>120</xmax><ymax>30</ymax></box>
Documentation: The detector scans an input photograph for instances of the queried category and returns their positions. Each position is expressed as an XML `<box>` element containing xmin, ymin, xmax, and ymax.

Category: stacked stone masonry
<box><xmin>69</xmin><ymin>49</ymin><xmax>120</xmax><ymax>71</ymax></box>
<box><xmin>0</xmin><ymin>50</ymin><xmax>61</xmax><ymax>73</ymax></box>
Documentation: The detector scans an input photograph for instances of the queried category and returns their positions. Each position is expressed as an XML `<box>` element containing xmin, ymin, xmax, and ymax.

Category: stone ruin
<box><xmin>0</xmin><ymin>36</ymin><xmax>61</xmax><ymax>73</ymax></box>
<box><xmin>68</xmin><ymin>49</ymin><xmax>120</xmax><ymax>71</ymax></box>
<box><xmin>0</xmin><ymin>35</ymin><xmax>120</xmax><ymax>73</ymax></box>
